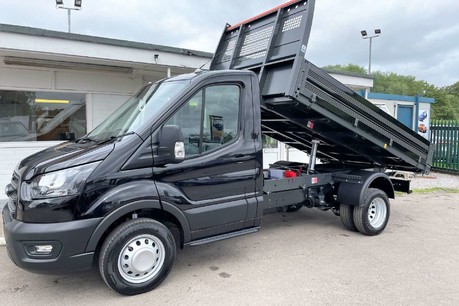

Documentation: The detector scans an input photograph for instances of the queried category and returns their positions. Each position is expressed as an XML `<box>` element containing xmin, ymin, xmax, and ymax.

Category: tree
<box><xmin>430</xmin><ymin>90</ymin><xmax>457</xmax><ymax>120</ymax></box>
<box><xmin>371</xmin><ymin>72</ymin><xmax>430</xmax><ymax>96</ymax></box>
<box><xmin>321</xmin><ymin>64</ymin><xmax>458</xmax><ymax>120</ymax></box>
<box><xmin>322</xmin><ymin>64</ymin><xmax>367</xmax><ymax>74</ymax></box>
<box><xmin>445</xmin><ymin>81</ymin><xmax>459</xmax><ymax>95</ymax></box>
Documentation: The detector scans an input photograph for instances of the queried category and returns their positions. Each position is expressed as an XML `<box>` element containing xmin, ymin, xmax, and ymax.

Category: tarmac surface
<box><xmin>1</xmin><ymin>192</ymin><xmax>459</xmax><ymax>305</ymax></box>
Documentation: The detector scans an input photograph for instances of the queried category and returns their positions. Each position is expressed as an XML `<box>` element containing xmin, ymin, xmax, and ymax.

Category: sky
<box><xmin>0</xmin><ymin>0</ymin><xmax>458</xmax><ymax>87</ymax></box>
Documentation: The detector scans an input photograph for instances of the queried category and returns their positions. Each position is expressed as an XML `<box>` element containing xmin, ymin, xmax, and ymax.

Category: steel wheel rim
<box><xmin>118</xmin><ymin>234</ymin><xmax>165</xmax><ymax>284</ymax></box>
<box><xmin>368</xmin><ymin>198</ymin><xmax>387</xmax><ymax>229</ymax></box>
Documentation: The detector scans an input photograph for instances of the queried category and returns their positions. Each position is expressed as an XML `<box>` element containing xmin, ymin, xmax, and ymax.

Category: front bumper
<box><xmin>2</xmin><ymin>204</ymin><xmax>102</xmax><ymax>274</ymax></box>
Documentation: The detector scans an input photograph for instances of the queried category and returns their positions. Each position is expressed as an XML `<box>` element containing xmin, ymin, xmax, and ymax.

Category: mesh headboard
<box><xmin>210</xmin><ymin>0</ymin><xmax>315</xmax><ymax>72</ymax></box>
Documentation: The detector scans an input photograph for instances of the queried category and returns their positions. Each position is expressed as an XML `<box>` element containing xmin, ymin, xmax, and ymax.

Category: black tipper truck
<box><xmin>3</xmin><ymin>0</ymin><xmax>433</xmax><ymax>295</ymax></box>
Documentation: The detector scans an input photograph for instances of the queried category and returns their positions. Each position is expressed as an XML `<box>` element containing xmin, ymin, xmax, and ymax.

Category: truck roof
<box><xmin>166</xmin><ymin>69</ymin><xmax>254</xmax><ymax>83</ymax></box>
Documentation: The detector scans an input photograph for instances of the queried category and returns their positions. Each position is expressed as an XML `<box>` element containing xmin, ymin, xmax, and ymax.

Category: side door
<box><xmin>153</xmin><ymin>77</ymin><xmax>258</xmax><ymax>240</ymax></box>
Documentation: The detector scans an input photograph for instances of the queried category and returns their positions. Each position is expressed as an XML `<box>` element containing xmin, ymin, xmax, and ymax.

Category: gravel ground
<box><xmin>408</xmin><ymin>171</ymin><xmax>459</xmax><ymax>190</ymax></box>
<box><xmin>1</xmin><ymin>193</ymin><xmax>459</xmax><ymax>305</ymax></box>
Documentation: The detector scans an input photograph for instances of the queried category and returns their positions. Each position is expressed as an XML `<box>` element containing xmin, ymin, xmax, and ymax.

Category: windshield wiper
<box><xmin>99</xmin><ymin>132</ymin><xmax>136</xmax><ymax>144</ymax></box>
<box><xmin>110</xmin><ymin>131</ymin><xmax>136</xmax><ymax>140</ymax></box>
<box><xmin>76</xmin><ymin>136</ymin><xmax>99</xmax><ymax>143</ymax></box>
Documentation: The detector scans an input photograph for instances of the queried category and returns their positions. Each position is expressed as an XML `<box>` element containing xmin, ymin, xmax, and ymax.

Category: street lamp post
<box><xmin>56</xmin><ymin>0</ymin><xmax>82</xmax><ymax>33</ymax></box>
<box><xmin>360</xmin><ymin>29</ymin><xmax>381</xmax><ymax>74</ymax></box>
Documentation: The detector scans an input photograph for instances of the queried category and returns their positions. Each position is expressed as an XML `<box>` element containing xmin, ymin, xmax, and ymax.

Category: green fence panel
<box><xmin>430</xmin><ymin>119</ymin><xmax>459</xmax><ymax>173</ymax></box>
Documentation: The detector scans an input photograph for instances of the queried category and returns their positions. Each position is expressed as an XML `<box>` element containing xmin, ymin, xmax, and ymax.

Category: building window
<box><xmin>0</xmin><ymin>90</ymin><xmax>86</xmax><ymax>142</ymax></box>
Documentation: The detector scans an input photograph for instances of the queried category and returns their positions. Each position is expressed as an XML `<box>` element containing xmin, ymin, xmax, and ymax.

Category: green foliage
<box><xmin>321</xmin><ymin>64</ymin><xmax>459</xmax><ymax>120</ymax></box>
<box><xmin>431</xmin><ymin>81</ymin><xmax>459</xmax><ymax>120</ymax></box>
<box><xmin>430</xmin><ymin>91</ymin><xmax>458</xmax><ymax>120</ymax></box>
<box><xmin>371</xmin><ymin>71</ymin><xmax>430</xmax><ymax>96</ymax></box>
<box><xmin>322</xmin><ymin>64</ymin><xmax>367</xmax><ymax>74</ymax></box>
<box><xmin>445</xmin><ymin>81</ymin><xmax>459</xmax><ymax>95</ymax></box>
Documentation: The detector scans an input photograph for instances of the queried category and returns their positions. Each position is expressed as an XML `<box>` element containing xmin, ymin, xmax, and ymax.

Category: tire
<box><xmin>99</xmin><ymin>218</ymin><xmax>176</xmax><ymax>295</ymax></box>
<box><xmin>339</xmin><ymin>203</ymin><xmax>358</xmax><ymax>232</ymax></box>
<box><xmin>353</xmin><ymin>188</ymin><xmax>390</xmax><ymax>236</ymax></box>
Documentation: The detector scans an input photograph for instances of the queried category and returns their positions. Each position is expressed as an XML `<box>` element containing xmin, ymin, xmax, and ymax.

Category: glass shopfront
<box><xmin>0</xmin><ymin>90</ymin><xmax>86</xmax><ymax>142</ymax></box>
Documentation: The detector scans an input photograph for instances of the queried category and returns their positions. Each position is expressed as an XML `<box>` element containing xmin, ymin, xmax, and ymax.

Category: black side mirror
<box><xmin>153</xmin><ymin>125</ymin><xmax>185</xmax><ymax>166</ymax></box>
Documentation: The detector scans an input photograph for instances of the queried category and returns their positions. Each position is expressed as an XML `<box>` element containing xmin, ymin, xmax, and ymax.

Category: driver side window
<box><xmin>165</xmin><ymin>84</ymin><xmax>240</xmax><ymax>158</ymax></box>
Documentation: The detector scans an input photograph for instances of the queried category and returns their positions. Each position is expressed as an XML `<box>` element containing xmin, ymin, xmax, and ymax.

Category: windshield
<box><xmin>87</xmin><ymin>80</ymin><xmax>186</xmax><ymax>141</ymax></box>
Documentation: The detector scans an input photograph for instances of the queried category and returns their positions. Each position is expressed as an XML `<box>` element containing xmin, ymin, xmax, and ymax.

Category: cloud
<box><xmin>0</xmin><ymin>0</ymin><xmax>457</xmax><ymax>86</ymax></box>
<box><xmin>306</xmin><ymin>0</ymin><xmax>459</xmax><ymax>86</ymax></box>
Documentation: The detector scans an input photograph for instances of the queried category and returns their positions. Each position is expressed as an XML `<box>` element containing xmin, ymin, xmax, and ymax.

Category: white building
<box><xmin>0</xmin><ymin>24</ymin><xmax>213</xmax><ymax>200</ymax></box>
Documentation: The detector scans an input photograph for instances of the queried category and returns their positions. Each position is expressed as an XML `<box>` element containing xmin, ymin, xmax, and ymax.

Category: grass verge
<box><xmin>412</xmin><ymin>187</ymin><xmax>459</xmax><ymax>194</ymax></box>
<box><xmin>395</xmin><ymin>188</ymin><xmax>459</xmax><ymax>196</ymax></box>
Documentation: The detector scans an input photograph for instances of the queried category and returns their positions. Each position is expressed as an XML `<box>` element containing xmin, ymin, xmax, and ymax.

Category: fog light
<box><xmin>24</xmin><ymin>241</ymin><xmax>61</xmax><ymax>258</ymax></box>
<box><xmin>24</xmin><ymin>242</ymin><xmax>56</xmax><ymax>257</ymax></box>
<box><xmin>32</xmin><ymin>244</ymin><xmax>54</xmax><ymax>254</ymax></box>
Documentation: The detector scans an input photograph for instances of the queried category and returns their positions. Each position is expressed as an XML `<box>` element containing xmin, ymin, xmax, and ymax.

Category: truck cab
<box><xmin>3</xmin><ymin>70</ymin><xmax>264</xmax><ymax>295</ymax></box>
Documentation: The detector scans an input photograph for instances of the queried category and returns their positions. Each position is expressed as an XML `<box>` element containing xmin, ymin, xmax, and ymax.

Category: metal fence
<box><xmin>430</xmin><ymin>120</ymin><xmax>459</xmax><ymax>173</ymax></box>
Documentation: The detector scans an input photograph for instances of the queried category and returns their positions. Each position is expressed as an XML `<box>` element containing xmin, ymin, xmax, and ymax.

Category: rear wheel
<box><xmin>99</xmin><ymin>218</ymin><xmax>176</xmax><ymax>295</ymax></box>
<box><xmin>353</xmin><ymin>188</ymin><xmax>390</xmax><ymax>236</ymax></box>
<box><xmin>339</xmin><ymin>203</ymin><xmax>358</xmax><ymax>232</ymax></box>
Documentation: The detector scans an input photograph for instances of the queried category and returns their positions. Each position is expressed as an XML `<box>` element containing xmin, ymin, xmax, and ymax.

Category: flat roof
<box><xmin>0</xmin><ymin>23</ymin><xmax>213</xmax><ymax>59</ymax></box>
<box><xmin>368</xmin><ymin>92</ymin><xmax>435</xmax><ymax>104</ymax></box>
<box><xmin>324</xmin><ymin>69</ymin><xmax>374</xmax><ymax>80</ymax></box>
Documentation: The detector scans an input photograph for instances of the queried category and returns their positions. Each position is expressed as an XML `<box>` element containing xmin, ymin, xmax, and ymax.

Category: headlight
<box><xmin>27</xmin><ymin>162</ymin><xmax>100</xmax><ymax>199</ymax></box>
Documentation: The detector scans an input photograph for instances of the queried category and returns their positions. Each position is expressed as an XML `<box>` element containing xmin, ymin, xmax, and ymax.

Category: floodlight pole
<box><xmin>368</xmin><ymin>36</ymin><xmax>374</xmax><ymax>74</ymax></box>
<box><xmin>67</xmin><ymin>9</ymin><xmax>71</xmax><ymax>33</ymax></box>
<box><xmin>361</xmin><ymin>29</ymin><xmax>381</xmax><ymax>74</ymax></box>
<box><xmin>56</xmin><ymin>1</ymin><xmax>82</xmax><ymax>33</ymax></box>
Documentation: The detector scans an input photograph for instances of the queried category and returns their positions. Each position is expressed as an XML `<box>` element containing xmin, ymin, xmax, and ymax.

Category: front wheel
<box><xmin>99</xmin><ymin>218</ymin><xmax>176</xmax><ymax>295</ymax></box>
<box><xmin>353</xmin><ymin>188</ymin><xmax>390</xmax><ymax>236</ymax></box>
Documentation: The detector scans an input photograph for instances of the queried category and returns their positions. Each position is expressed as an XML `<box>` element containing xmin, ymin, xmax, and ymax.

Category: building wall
<box><xmin>367</xmin><ymin>93</ymin><xmax>435</xmax><ymax>140</ymax></box>
<box><xmin>328</xmin><ymin>72</ymin><xmax>374</xmax><ymax>90</ymax></box>
<box><xmin>0</xmin><ymin>24</ymin><xmax>213</xmax><ymax>201</ymax></box>
<box><xmin>88</xmin><ymin>93</ymin><xmax>132</xmax><ymax>130</ymax></box>
<box><xmin>0</xmin><ymin>64</ymin><xmax>148</xmax><ymax>199</ymax></box>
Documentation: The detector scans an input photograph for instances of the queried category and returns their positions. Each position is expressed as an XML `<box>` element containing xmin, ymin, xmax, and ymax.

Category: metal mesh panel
<box><xmin>282</xmin><ymin>15</ymin><xmax>303</xmax><ymax>32</ymax></box>
<box><xmin>223</xmin><ymin>38</ymin><xmax>236</xmax><ymax>61</ymax></box>
<box><xmin>239</xmin><ymin>26</ymin><xmax>274</xmax><ymax>59</ymax></box>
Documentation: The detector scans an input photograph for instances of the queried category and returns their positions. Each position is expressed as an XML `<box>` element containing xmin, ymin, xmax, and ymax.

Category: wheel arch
<box><xmin>336</xmin><ymin>171</ymin><xmax>394</xmax><ymax>207</ymax></box>
<box><xmin>369</xmin><ymin>176</ymin><xmax>395</xmax><ymax>199</ymax></box>
<box><xmin>85</xmin><ymin>200</ymin><xmax>191</xmax><ymax>253</ymax></box>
